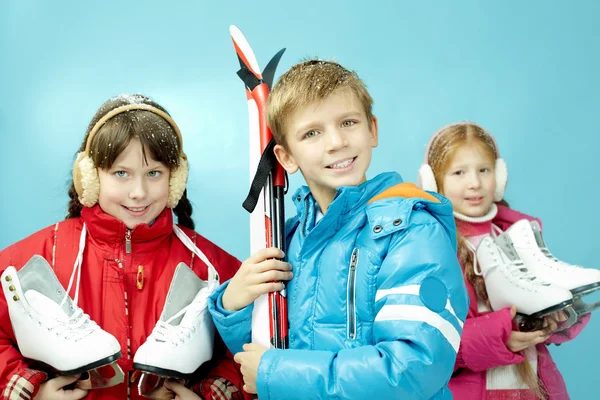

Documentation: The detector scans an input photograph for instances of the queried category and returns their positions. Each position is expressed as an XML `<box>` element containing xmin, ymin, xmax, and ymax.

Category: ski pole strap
<box><xmin>237</xmin><ymin>65</ymin><xmax>261</xmax><ymax>91</ymax></box>
<box><xmin>243</xmin><ymin>138</ymin><xmax>277</xmax><ymax>213</ymax></box>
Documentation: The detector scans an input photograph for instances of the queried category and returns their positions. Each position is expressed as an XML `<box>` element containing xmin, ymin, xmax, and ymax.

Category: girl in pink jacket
<box><xmin>418</xmin><ymin>121</ymin><xmax>591</xmax><ymax>400</ymax></box>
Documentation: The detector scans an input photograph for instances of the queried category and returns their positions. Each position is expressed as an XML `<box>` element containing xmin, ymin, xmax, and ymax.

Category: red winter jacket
<box><xmin>0</xmin><ymin>205</ymin><xmax>250</xmax><ymax>400</ymax></box>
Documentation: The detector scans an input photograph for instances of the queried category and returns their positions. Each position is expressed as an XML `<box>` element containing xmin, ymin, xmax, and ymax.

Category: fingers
<box><xmin>243</xmin><ymin>343</ymin><xmax>264</xmax><ymax>352</ymax></box>
<box><xmin>254</xmin><ymin>282</ymin><xmax>286</xmax><ymax>297</ymax></box>
<box><xmin>243</xmin><ymin>383</ymin><xmax>257</xmax><ymax>394</ymax></box>
<box><xmin>255</xmin><ymin>259</ymin><xmax>292</xmax><ymax>274</ymax></box>
<box><xmin>50</xmin><ymin>374</ymin><xmax>81</xmax><ymax>389</ymax></box>
<box><xmin>245</xmin><ymin>248</ymin><xmax>285</xmax><ymax>264</ymax></box>
<box><xmin>516</xmin><ymin>330</ymin><xmax>547</xmax><ymax>341</ymax></box>
<box><xmin>234</xmin><ymin>346</ymin><xmax>260</xmax><ymax>395</ymax></box>
<box><xmin>543</xmin><ymin>317</ymin><xmax>559</xmax><ymax>333</ymax></box>
<box><xmin>553</xmin><ymin>310</ymin><xmax>568</xmax><ymax>322</ymax></box>
<box><xmin>233</xmin><ymin>351</ymin><xmax>244</xmax><ymax>364</ymax></box>
<box><xmin>164</xmin><ymin>379</ymin><xmax>187</xmax><ymax>395</ymax></box>
<box><xmin>510</xmin><ymin>305</ymin><xmax>517</xmax><ymax>319</ymax></box>
<box><xmin>68</xmin><ymin>388</ymin><xmax>90</xmax><ymax>400</ymax></box>
<box><xmin>514</xmin><ymin>330</ymin><xmax>549</xmax><ymax>349</ymax></box>
<box><xmin>255</xmin><ymin>268</ymin><xmax>293</xmax><ymax>284</ymax></box>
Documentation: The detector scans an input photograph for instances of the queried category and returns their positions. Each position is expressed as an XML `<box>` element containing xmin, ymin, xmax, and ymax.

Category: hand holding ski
<box><xmin>229</xmin><ymin>25</ymin><xmax>289</xmax><ymax>350</ymax></box>
<box><xmin>222</xmin><ymin>248</ymin><xmax>293</xmax><ymax>312</ymax></box>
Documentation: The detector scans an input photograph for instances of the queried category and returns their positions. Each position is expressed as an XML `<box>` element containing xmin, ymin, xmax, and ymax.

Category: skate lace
<box><xmin>51</xmin><ymin>224</ymin><xmax>98</xmax><ymax>340</ymax></box>
<box><xmin>505</xmin><ymin>259</ymin><xmax>545</xmax><ymax>285</ymax></box>
<box><xmin>491</xmin><ymin>224</ymin><xmax>503</xmax><ymax>237</ymax></box>
<box><xmin>469</xmin><ymin>225</ymin><xmax>504</xmax><ymax>276</ymax></box>
<box><xmin>44</xmin><ymin>308</ymin><xmax>97</xmax><ymax>340</ymax></box>
<box><xmin>59</xmin><ymin>224</ymin><xmax>87</xmax><ymax>308</ymax></box>
<box><xmin>467</xmin><ymin>236</ymin><xmax>546</xmax><ymax>286</ymax></box>
<box><xmin>540</xmin><ymin>247</ymin><xmax>559</xmax><ymax>262</ymax></box>
<box><xmin>490</xmin><ymin>225</ymin><xmax>551</xmax><ymax>284</ymax></box>
<box><xmin>150</xmin><ymin>301</ymin><xmax>204</xmax><ymax>346</ymax></box>
<box><xmin>464</xmin><ymin>239</ymin><xmax>484</xmax><ymax>276</ymax></box>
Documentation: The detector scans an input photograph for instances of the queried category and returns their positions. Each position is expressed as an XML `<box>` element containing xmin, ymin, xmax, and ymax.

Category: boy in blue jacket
<box><xmin>209</xmin><ymin>59</ymin><xmax>469</xmax><ymax>399</ymax></box>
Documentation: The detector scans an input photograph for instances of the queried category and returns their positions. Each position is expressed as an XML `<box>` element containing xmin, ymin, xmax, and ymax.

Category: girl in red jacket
<box><xmin>418</xmin><ymin>121</ymin><xmax>592</xmax><ymax>400</ymax></box>
<box><xmin>0</xmin><ymin>94</ymin><xmax>249</xmax><ymax>400</ymax></box>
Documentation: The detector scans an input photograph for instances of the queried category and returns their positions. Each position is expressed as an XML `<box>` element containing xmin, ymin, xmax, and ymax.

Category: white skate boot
<box><xmin>505</xmin><ymin>219</ymin><xmax>600</xmax><ymax>316</ymax></box>
<box><xmin>1</xmin><ymin>255</ymin><xmax>124</xmax><ymax>389</ymax></box>
<box><xmin>474</xmin><ymin>235</ymin><xmax>576</xmax><ymax>331</ymax></box>
<box><xmin>133</xmin><ymin>263</ymin><xmax>217</xmax><ymax>400</ymax></box>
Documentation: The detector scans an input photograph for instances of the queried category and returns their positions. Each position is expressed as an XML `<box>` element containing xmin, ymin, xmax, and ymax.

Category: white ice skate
<box><xmin>134</xmin><ymin>256</ymin><xmax>219</xmax><ymax>399</ymax></box>
<box><xmin>504</xmin><ymin>219</ymin><xmax>600</xmax><ymax>316</ymax></box>
<box><xmin>1</xmin><ymin>255</ymin><xmax>124</xmax><ymax>389</ymax></box>
<box><xmin>473</xmin><ymin>235</ymin><xmax>576</xmax><ymax>331</ymax></box>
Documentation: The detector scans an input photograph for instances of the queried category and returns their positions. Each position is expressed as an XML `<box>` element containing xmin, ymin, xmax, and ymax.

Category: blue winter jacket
<box><xmin>209</xmin><ymin>172</ymin><xmax>469</xmax><ymax>399</ymax></box>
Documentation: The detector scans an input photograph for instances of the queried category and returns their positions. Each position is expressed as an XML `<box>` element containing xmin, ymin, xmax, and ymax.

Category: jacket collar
<box><xmin>81</xmin><ymin>205</ymin><xmax>173</xmax><ymax>253</ymax></box>
<box><xmin>292</xmin><ymin>172</ymin><xmax>404</xmax><ymax>238</ymax></box>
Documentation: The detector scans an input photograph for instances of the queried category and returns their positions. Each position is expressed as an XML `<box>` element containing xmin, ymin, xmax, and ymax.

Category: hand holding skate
<box><xmin>472</xmin><ymin>232</ymin><xmax>577</xmax><ymax>333</ymax></box>
<box><xmin>507</xmin><ymin>220</ymin><xmax>600</xmax><ymax>318</ymax></box>
<box><xmin>33</xmin><ymin>375</ymin><xmax>88</xmax><ymax>400</ymax></box>
<box><xmin>506</xmin><ymin>306</ymin><xmax>550</xmax><ymax>352</ymax></box>
<box><xmin>162</xmin><ymin>380</ymin><xmax>202</xmax><ymax>400</ymax></box>
<box><xmin>1</xmin><ymin>255</ymin><xmax>124</xmax><ymax>390</ymax></box>
<box><xmin>222</xmin><ymin>247</ymin><xmax>292</xmax><ymax>312</ymax></box>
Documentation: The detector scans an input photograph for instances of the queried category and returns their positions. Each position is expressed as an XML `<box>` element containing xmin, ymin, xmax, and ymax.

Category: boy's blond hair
<box><xmin>266</xmin><ymin>59</ymin><xmax>374</xmax><ymax>147</ymax></box>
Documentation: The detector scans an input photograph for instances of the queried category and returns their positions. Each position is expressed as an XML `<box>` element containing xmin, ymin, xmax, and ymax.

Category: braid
<box><xmin>173</xmin><ymin>189</ymin><xmax>195</xmax><ymax>230</ymax></box>
<box><xmin>66</xmin><ymin>181</ymin><xmax>83</xmax><ymax>219</ymax></box>
<box><xmin>456</xmin><ymin>231</ymin><xmax>491</xmax><ymax>309</ymax></box>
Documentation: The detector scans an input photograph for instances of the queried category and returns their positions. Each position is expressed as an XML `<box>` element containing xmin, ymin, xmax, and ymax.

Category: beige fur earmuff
<box><xmin>72</xmin><ymin>103</ymin><xmax>188</xmax><ymax>209</ymax></box>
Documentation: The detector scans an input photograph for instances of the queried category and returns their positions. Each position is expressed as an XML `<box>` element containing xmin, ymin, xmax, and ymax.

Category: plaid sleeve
<box><xmin>2</xmin><ymin>369</ymin><xmax>47</xmax><ymax>400</ymax></box>
<box><xmin>189</xmin><ymin>376</ymin><xmax>246</xmax><ymax>400</ymax></box>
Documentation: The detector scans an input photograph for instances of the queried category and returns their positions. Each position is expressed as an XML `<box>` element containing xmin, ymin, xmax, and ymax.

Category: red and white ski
<box><xmin>229</xmin><ymin>25</ymin><xmax>288</xmax><ymax>349</ymax></box>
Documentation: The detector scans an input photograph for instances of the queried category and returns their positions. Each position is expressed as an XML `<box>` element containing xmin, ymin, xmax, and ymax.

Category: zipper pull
<box><xmin>125</xmin><ymin>230</ymin><xmax>132</xmax><ymax>254</ymax></box>
<box><xmin>350</xmin><ymin>249</ymin><xmax>358</xmax><ymax>269</ymax></box>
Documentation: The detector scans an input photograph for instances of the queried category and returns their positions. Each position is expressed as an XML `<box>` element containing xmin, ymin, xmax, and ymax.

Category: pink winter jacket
<box><xmin>448</xmin><ymin>204</ymin><xmax>590</xmax><ymax>400</ymax></box>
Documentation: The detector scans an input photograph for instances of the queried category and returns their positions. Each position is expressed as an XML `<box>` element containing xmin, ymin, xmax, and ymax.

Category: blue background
<box><xmin>1</xmin><ymin>1</ymin><xmax>598</xmax><ymax>397</ymax></box>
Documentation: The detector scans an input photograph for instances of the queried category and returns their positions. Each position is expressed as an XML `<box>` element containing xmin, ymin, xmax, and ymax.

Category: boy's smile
<box><xmin>274</xmin><ymin>88</ymin><xmax>378</xmax><ymax>212</ymax></box>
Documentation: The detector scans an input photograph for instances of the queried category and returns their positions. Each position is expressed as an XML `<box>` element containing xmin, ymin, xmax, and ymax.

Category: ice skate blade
<box><xmin>28</xmin><ymin>351</ymin><xmax>124</xmax><ymax>389</ymax></box>
<box><xmin>136</xmin><ymin>373</ymin><xmax>186</xmax><ymax>400</ymax></box>
<box><xmin>572</xmin><ymin>297</ymin><xmax>600</xmax><ymax>317</ymax></box>
<box><xmin>76</xmin><ymin>362</ymin><xmax>125</xmax><ymax>390</ymax></box>
<box><xmin>516</xmin><ymin>304</ymin><xmax>577</xmax><ymax>333</ymax></box>
<box><xmin>514</xmin><ymin>300</ymin><xmax>574</xmax><ymax>332</ymax></box>
<box><xmin>571</xmin><ymin>281</ymin><xmax>600</xmax><ymax>297</ymax></box>
<box><xmin>132</xmin><ymin>362</ymin><xmax>200</xmax><ymax>381</ymax></box>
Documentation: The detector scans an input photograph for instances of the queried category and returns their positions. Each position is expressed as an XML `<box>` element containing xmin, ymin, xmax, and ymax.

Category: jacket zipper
<box><xmin>125</xmin><ymin>229</ymin><xmax>132</xmax><ymax>254</ymax></box>
<box><xmin>122</xmin><ymin>228</ymin><xmax>133</xmax><ymax>399</ymax></box>
<box><xmin>347</xmin><ymin>248</ymin><xmax>359</xmax><ymax>339</ymax></box>
<box><xmin>301</xmin><ymin>198</ymin><xmax>309</xmax><ymax>237</ymax></box>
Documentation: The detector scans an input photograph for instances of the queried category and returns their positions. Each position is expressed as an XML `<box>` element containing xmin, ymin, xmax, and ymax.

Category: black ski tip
<box><xmin>263</xmin><ymin>48</ymin><xmax>287</xmax><ymax>90</ymax></box>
